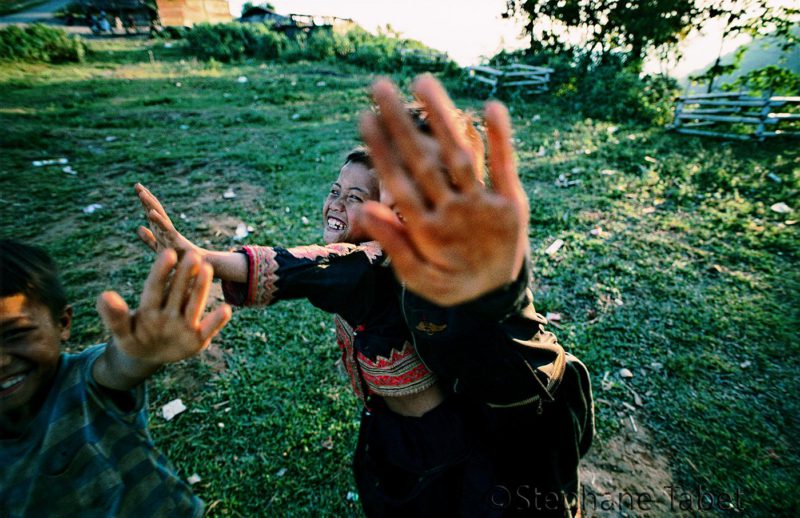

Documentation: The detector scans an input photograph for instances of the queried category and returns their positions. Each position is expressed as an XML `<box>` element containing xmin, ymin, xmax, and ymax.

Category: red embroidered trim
<box><xmin>242</xmin><ymin>246</ymin><xmax>279</xmax><ymax>306</ymax></box>
<box><xmin>357</xmin><ymin>342</ymin><xmax>438</xmax><ymax>397</ymax></box>
<box><xmin>334</xmin><ymin>314</ymin><xmax>365</xmax><ymax>402</ymax></box>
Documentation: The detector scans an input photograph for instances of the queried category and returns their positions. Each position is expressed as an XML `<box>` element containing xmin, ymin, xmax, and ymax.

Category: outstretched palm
<box><xmin>358</xmin><ymin>76</ymin><xmax>529</xmax><ymax>306</ymax></box>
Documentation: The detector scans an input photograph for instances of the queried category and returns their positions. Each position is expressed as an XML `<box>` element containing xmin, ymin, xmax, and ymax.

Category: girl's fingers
<box><xmin>370</xmin><ymin>79</ymin><xmax>450</xmax><ymax>204</ymax></box>
<box><xmin>140</xmin><ymin>249</ymin><xmax>178</xmax><ymax>310</ymax></box>
<box><xmin>149</xmin><ymin>209</ymin><xmax>174</xmax><ymax>234</ymax></box>
<box><xmin>137</xmin><ymin>226</ymin><xmax>158</xmax><ymax>252</ymax></box>
<box><xmin>412</xmin><ymin>75</ymin><xmax>480</xmax><ymax>192</ymax></box>
<box><xmin>359</xmin><ymin>201</ymin><xmax>420</xmax><ymax>272</ymax></box>
<box><xmin>96</xmin><ymin>290</ymin><xmax>131</xmax><ymax>342</ymax></box>
<box><xmin>137</xmin><ymin>184</ymin><xmax>169</xmax><ymax>219</ymax></box>
<box><xmin>360</xmin><ymin>112</ymin><xmax>427</xmax><ymax>225</ymax></box>
<box><xmin>198</xmin><ymin>304</ymin><xmax>232</xmax><ymax>344</ymax></box>
<box><xmin>484</xmin><ymin>101</ymin><xmax>521</xmax><ymax>200</ymax></box>
<box><xmin>165</xmin><ymin>251</ymin><xmax>200</xmax><ymax>313</ymax></box>
<box><xmin>184</xmin><ymin>262</ymin><xmax>213</xmax><ymax>327</ymax></box>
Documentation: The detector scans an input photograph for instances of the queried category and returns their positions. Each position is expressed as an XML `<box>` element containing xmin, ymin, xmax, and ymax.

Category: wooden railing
<box><xmin>464</xmin><ymin>64</ymin><xmax>554</xmax><ymax>96</ymax></box>
<box><xmin>671</xmin><ymin>92</ymin><xmax>800</xmax><ymax>140</ymax></box>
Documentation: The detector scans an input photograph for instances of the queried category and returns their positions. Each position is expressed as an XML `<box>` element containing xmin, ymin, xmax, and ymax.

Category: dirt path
<box><xmin>579</xmin><ymin>419</ymin><xmax>681</xmax><ymax>517</ymax></box>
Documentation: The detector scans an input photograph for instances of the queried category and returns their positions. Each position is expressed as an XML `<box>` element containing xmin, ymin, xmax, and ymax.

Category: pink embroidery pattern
<box><xmin>243</xmin><ymin>246</ymin><xmax>280</xmax><ymax>306</ymax></box>
<box><xmin>334</xmin><ymin>314</ymin><xmax>365</xmax><ymax>402</ymax></box>
<box><xmin>286</xmin><ymin>241</ymin><xmax>383</xmax><ymax>264</ymax></box>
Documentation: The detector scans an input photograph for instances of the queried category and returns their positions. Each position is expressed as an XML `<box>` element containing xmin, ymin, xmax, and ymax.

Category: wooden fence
<box><xmin>670</xmin><ymin>92</ymin><xmax>800</xmax><ymax>140</ymax></box>
<box><xmin>464</xmin><ymin>64</ymin><xmax>554</xmax><ymax>96</ymax></box>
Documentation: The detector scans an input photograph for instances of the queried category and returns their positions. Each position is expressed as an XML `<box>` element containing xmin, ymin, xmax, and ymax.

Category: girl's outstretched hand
<box><xmin>134</xmin><ymin>183</ymin><xmax>202</xmax><ymax>258</ymax></box>
<box><xmin>358</xmin><ymin>75</ymin><xmax>529</xmax><ymax>306</ymax></box>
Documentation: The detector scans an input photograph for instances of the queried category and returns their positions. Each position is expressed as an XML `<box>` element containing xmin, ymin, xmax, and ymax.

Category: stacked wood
<box><xmin>464</xmin><ymin>64</ymin><xmax>554</xmax><ymax>96</ymax></box>
<box><xmin>671</xmin><ymin>92</ymin><xmax>800</xmax><ymax>140</ymax></box>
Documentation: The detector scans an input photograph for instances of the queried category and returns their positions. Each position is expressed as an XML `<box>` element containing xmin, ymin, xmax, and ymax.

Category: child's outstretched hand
<box><xmin>93</xmin><ymin>249</ymin><xmax>232</xmax><ymax>390</ymax></box>
<box><xmin>134</xmin><ymin>183</ymin><xmax>200</xmax><ymax>257</ymax></box>
<box><xmin>358</xmin><ymin>75</ymin><xmax>529</xmax><ymax>306</ymax></box>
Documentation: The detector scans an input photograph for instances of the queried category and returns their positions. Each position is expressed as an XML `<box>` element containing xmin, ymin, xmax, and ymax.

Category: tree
<box><xmin>503</xmin><ymin>0</ymin><xmax>698</xmax><ymax>70</ymax></box>
<box><xmin>504</xmin><ymin>0</ymin><xmax>799</xmax><ymax>82</ymax></box>
<box><xmin>690</xmin><ymin>1</ymin><xmax>799</xmax><ymax>92</ymax></box>
<box><xmin>241</xmin><ymin>2</ymin><xmax>276</xmax><ymax>16</ymax></box>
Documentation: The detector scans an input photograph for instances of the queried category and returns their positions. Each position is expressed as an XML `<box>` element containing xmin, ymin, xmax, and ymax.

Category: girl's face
<box><xmin>322</xmin><ymin>162</ymin><xmax>379</xmax><ymax>244</ymax></box>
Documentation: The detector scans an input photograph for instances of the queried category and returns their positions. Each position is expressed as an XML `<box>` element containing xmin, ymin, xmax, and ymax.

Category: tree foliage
<box><xmin>690</xmin><ymin>1</ymin><xmax>800</xmax><ymax>92</ymax></box>
<box><xmin>241</xmin><ymin>2</ymin><xmax>276</xmax><ymax>16</ymax></box>
<box><xmin>504</xmin><ymin>0</ymin><xmax>799</xmax><ymax>76</ymax></box>
<box><xmin>503</xmin><ymin>0</ymin><xmax>697</xmax><ymax>70</ymax></box>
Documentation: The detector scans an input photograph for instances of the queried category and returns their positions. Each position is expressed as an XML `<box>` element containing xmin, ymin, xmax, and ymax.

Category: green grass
<box><xmin>1</xmin><ymin>39</ymin><xmax>798</xmax><ymax>516</ymax></box>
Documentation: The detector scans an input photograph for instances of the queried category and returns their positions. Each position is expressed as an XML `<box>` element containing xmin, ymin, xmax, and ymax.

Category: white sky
<box><xmin>227</xmin><ymin>0</ymin><xmax>768</xmax><ymax>78</ymax></box>
<box><xmin>229</xmin><ymin>0</ymin><xmax>531</xmax><ymax>65</ymax></box>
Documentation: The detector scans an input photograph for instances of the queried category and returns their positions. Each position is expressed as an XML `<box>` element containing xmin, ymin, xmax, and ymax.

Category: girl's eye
<box><xmin>348</xmin><ymin>195</ymin><xmax>363</xmax><ymax>202</ymax></box>
<box><xmin>329</xmin><ymin>189</ymin><xmax>340</xmax><ymax>197</ymax></box>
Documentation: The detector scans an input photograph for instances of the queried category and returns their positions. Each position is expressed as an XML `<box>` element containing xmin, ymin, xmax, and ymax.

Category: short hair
<box><xmin>343</xmin><ymin>146</ymin><xmax>373</xmax><ymax>170</ymax></box>
<box><xmin>0</xmin><ymin>239</ymin><xmax>68</xmax><ymax>320</ymax></box>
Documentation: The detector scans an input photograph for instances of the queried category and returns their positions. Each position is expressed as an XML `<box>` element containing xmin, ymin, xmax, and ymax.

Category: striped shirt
<box><xmin>0</xmin><ymin>344</ymin><xmax>202</xmax><ymax>517</ymax></box>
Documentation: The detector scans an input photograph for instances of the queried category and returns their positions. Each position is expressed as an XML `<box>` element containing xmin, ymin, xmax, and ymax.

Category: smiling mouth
<box><xmin>0</xmin><ymin>372</ymin><xmax>28</xmax><ymax>396</ymax></box>
<box><xmin>327</xmin><ymin>216</ymin><xmax>346</xmax><ymax>231</ymax></box>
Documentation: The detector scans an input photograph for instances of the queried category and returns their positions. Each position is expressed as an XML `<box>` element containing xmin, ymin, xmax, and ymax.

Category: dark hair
<box><xmin>0</xmin><ymin>239</ymin><xmax>68</xmax><ymax>320</ymax></box>
<box><xmin>343</xmin><ymin>146</ymin><xmax>373</xmax><ymax>170</ymax></box>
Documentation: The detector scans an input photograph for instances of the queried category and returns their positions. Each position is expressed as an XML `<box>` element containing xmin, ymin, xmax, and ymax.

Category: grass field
<box><xmin>1</xmin><ymin>39</ymin><xmax>798</xmax><ymax>516</ymax></box>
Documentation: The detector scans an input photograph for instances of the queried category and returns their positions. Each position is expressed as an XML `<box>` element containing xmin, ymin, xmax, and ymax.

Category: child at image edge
<box><xmin>0</xmin><ymin>240</ymin><xmax>231</xmax><ymax>516</ymax></box>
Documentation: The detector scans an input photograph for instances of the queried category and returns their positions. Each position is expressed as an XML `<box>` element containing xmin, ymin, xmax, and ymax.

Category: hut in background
<box><xmin>154</xmin><ymin>0</ymin><xmax>231</xmax><ymax>27</ymax></box>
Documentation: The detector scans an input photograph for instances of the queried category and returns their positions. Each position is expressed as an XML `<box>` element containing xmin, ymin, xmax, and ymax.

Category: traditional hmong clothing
<box><xmin>221</xmin><ymin>242</ymin><xmax>492</xmax><ymax>516</ymax></box>
<box><xmin>400</xmin><ymin>262</ymin><xmax>594</xmax><ymax>517</ymax></box>
<box><xmin>222</xmin><ymin>243</ymin><xmax>594</xmax><ymax>516</ymax></box>
<box><xmin>220</xmin><ymin>242</ymin><xmax>438</xmax><ymax>403</ymax></box>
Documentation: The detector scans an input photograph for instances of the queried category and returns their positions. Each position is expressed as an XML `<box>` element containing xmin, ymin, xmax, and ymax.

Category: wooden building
<box><xmin>154</xmin><ymin>0</ymin><xmax>231</xmax><ymax>27</ymax></box>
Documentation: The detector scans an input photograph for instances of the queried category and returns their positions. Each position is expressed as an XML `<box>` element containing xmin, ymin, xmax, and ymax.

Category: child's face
<box><xmin>322</xmin><ymin>161</ymin><xmax>379</xmax><ymax>244</ymax></box>
<box><xmin>0</xmin><ymin>294</ymin><xmax>71</xmax><ymax>426</ymax></box>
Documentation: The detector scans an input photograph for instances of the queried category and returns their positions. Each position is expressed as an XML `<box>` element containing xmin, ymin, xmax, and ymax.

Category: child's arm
<box><xmin>136</xmin><ymin>185</ymin><xmax>380</xmax><ymax>320</ymax></box>
<box><xmin>135</xmin><ymin>183</ymin><xmax>248</xmax><ymax>283</ymax></box>
<box><xmin>92</xmin><ymin>249</ymin><xmax>232</xmax><ymax>391</ymax></box>
<box><xmin>358</xmin><ymin>76</ymin><xmax>529</xmax><ymax>307</ymax></box>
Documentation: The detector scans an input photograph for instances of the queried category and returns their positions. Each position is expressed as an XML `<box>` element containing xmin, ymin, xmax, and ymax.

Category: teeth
<box><xmin>327</xmin><ymin>217</ymin><xmax>345</xmax><ymax>230</ymax></box>
<box><xmin>0</xmin><ymin>374</ymin><xmax>25</xmax><ymax>390</ymax></box>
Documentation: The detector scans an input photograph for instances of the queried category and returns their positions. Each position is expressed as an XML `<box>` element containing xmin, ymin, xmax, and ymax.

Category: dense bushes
<box><xmin>576</xmin><ymin>60</ymin><xmax>678</xmax><ymax>125</ymax></box>
<box><xmin>183</xmin><ymin>22</ymin><xmax>286</xmax><ymax>62</ymax></box>
<box><xmin>722</xmin><ymin>65</ymin><xmax>800</xmax><ymax>97</ymax></box>
<box><xmin>489</xmin><ymin>49</ymin><xmax>678</xmax><ymax>124</ymax></box>
<box><xmin>0</xmin><ymin>24</ymin><xmax>86</xmax><ymax>63</ymax></box>
<box><xmin>181</xmin><ymin>22</ymin><xmax>454</xmax><ymax>73</ymax></box>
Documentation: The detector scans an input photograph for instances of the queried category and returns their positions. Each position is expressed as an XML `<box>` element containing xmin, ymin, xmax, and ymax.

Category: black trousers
<box><xmin>353</xmin><ymin>355</ymin><xmax>593</xmax><ymax>518</ymax></box>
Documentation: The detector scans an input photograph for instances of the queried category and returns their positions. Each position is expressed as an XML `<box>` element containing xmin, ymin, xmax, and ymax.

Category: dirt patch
<box><xmin>158</xmin><ymin>340</ymin><xmax>229</xmax><ymax>397</ymax></box>
<box><xmin>580</xmin><ymin>419</ymin><xmax>682</xmax><ymax>517</ymax></box>
<box><xmin>194</xmin><ymin>180</ymin><xmax>265</xmax><ymax>212</ymax></box>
